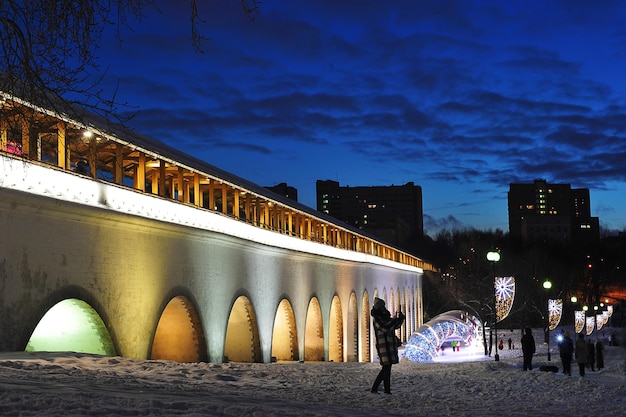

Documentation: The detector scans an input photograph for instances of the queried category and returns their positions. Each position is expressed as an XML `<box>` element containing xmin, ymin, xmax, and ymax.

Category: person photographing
<box><xmin>370</xmin><ymin>297</ymin><xmax>405</xmax><ymax>394</ymax></box>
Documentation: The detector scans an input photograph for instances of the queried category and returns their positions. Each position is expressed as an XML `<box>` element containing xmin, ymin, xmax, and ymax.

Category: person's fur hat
<box><xmin>373</xmin><ymin>297</ymin><xmax>385</xmax><ymax>309</ymax></box>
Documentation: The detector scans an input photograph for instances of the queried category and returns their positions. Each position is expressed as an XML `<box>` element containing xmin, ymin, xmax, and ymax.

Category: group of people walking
<box><xmin>556</xmin><ymin>330</ymin><xmax>604</xmax><ymax>376</ymax></box>
<box><xmin>514</xmin><ymin>328</ymin><xmax>605</xmax><ymax>376</ymax></box>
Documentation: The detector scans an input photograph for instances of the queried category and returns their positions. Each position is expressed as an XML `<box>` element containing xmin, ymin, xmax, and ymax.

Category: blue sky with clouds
<box><xmin>95</xmin><ymin>0</ymin><xmax>626</xmax><ymax>236</ymax></box>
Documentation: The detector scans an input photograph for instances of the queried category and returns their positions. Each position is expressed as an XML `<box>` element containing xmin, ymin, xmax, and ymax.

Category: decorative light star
<box><xmin>548</xmin><ymin>299</ymin><xmax>563</xmax><ymax>331</ymax></box>
<box><xmin>574</xmin><ymin>311</ymin><xmax>585</xmax><ymax>334</ymax></box>
<box><xmin>494</xmin><ymin>276</ymin><xmax>515</xmax><ymax>322</ymax></box>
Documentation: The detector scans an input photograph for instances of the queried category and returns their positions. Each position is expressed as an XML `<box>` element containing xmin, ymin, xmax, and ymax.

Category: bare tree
<box><xmin>0</xmin><ymin>0</ymin><xmax>259</xmax><ymax>119</ymax></box>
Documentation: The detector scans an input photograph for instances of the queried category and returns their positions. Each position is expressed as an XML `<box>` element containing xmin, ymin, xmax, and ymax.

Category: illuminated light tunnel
<box><xmin>151</xmin><ymin>296</ymin><xmax>208</xmax><ymax>363</ymax></box>
<box><xmin>26</xmin><ymin>298</ymin><xmax>116</xmax><ymax>355</ymax></box>
<box><xmin>404</xmin><ymin>310</ymin><xmax>480</xmax><ymax>362</ymax></box>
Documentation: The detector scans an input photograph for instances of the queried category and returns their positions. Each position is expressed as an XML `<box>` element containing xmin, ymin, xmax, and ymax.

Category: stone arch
<box><xmin>271</xmin><ymin>298</ymin><xmax>298</xmax><ymax>361</ymax></box>
<box><xmin>304</xmin><ymin>297</ymin><xmax>324</xmax><ymax>361</ymax></box>
<box><xmin>346</xmin><ymin>292</ymin><xmax>358</xmax><ymax>362</ymax></box>
<box><xmin>150</xmin><ymin>295</ymin><xmax>208</xmax><ymax>363</ymax></box>
<box><xmin>361</xmin><ymin>290</ymin><xmax>371</xmax><ymax>362</ymax></box>
<box><xmin>25</xmin><ymin>298</ymin><xmax>115</xmax><ymax>355</ymax></box>
<box><xmin>400</xmin><ymin>288</ymin><xmax>406</xmax><ymax>341</ymax></box>
<box><xmin>224</xmin><ymin>295</ymin><xmax>262</xmax><ymax>363</ymax></box>
<box><xmin>328</xmin><ymin>295</ymin><xmax>343</xmax><ymax>362</ymax></box>
<box><xmin>370</xmin><ymin>289</ymin><xmax>379</xmax><ymax>361</ymax></box>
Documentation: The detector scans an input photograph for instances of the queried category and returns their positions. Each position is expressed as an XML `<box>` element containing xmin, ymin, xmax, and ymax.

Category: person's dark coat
<box><xmin>559</xmin><ymin>333</ymin><xmax>574</xmax><ymax>358</ymax></box>
<box><xmin>596</xmin><ymin>340</ymin><xmax>605</xmax><ymax>369</ymax></box>
<box><xmin>521</xmin><ymin>329</ymin><xmax>536</xmax><ymax>355</ymax></box>
<box><xmin>372</xmin><ymin>304</ymin><xmax>404</xmax><ymax>365</ymax></box>
<box><xmin>575</xmin><ymin>335</ymin><xmax>588</xmax><ymax>364</ymax></box>
<box><xmin>586</xmin><ymin>340</ymin><xmax>596</xmax><ymax>369</ymax></box>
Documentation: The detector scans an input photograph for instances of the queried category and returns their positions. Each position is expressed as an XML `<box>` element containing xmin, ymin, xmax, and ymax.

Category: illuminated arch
<box><xmin>328</xmin><ymin>295</ymin><xmax>343</xmax><ymax>362</ymax></box>
<box><xmin>271</xmin><ymin>299</ymin><xmax>298</xmax><ymax>361</ymax></box>
<box><xmin>26</xmin><ymin>298</ymin><xmax>115</xmax><ymax>355</ymax></box>
<box><xmin>404</xmin><ymin>310</ymin><xmax>480</xmax><ymax>362</ymax></box>
<box><xmin>150</xmin><ymin>296</ymin><xmax>207</xmax><ymax>362</ymax></box>
<box><xmin>304</xmin><ymin>297</ymin><xmax>324</xmax><ymax>361</ymax></box>
<box><xmin>346</xmin><ymin>292</ymin><xmax>358</xmax><ymax>362</ymax></box>
<box><xmin>224</xmin><ymin>296</ymin><xmax>262</xmax><ymax>363</ymax></box>
<box><xmin>360</xmin><ymin>290</ymin><xmax>371</xmax><ymax>362</ymax></box>
<box><xmin>399</xmin><ymin>288</ymin><xmax>406</xmax><ymax>342</ymax></box>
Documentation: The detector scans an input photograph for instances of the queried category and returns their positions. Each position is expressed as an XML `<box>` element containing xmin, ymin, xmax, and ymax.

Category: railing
<box><xmin>0</xmin><ymin>92</ymin><xmax>435</xmax><ymax>272</ymax></box>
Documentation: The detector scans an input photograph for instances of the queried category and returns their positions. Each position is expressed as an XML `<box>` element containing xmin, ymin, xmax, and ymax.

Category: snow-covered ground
<box><xmin>0</xmin><ymin>334</ymin><xmax>623</xmax><ymax>416</ymax></box>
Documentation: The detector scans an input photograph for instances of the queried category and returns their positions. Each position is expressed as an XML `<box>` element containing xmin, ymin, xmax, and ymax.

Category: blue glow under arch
<box><xmin>404</xmin><ymin>310</ymin><xmax>480</xmax><ymax>362</ymax></box>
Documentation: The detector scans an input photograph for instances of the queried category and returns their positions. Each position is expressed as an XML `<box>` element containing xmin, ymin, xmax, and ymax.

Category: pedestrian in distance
<box><xmin>595</xmin><ymin>339</ymin><xmax>604</xmax><ymax>370</ymax></box>
<box><xmin>521</xmin><ymin>327</ymin><xmax>536</xmax><ymax>371</ymax></box>
<box><xmin>508</xmin><ymin>337</ymin><xmax>512</xmax><ymax>350</ymax></box>
<box><xmin>575</xmin><ymin>333</ymin><xmax>588</xmax><ymax>377</ymax></box>
<box><xmin>558</xmin><ymin>330</ymin><xmax>574</xmax><ymax>376</ymax></box>
<box><xmin>370</xmin><ymin>297</ymin><xmax>405</xmax><ymax>394</ymax></box>
<box><xmin>586</xmin><ymin>339</ymin><xmax>596</xmax><ymax>371</ymax></box>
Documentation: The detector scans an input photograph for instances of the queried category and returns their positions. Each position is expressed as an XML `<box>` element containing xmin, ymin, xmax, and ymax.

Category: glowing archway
<box><xmin>26</xmin><ymin>298</ymin><xmax>115</xmax><ymax>355</ymax></box>
<box><xmin>304</xmin><ymin>297</ymin><xmax>324</xmax><ymax>361</ymax></box>
<box><xmin>360</xmin><ymin>291</ymin><xmax>371</xmax><ymax>362</ymax></box>
<box><xmin>271</xmin><ymin>299</ymin><xmax>298</xmax><ymax>361</ymax></box>
<box><xmin>224</xmin><ymin>296</ymin><xmax>262</xmax><ymax>362</ymax></box>
<box><xmin>328</xmin><ymin>295</ymin><xmax>343</xmax><ymax>362</ymax></box>
<box><xmin>404</xmin><ymin>310</ymin><xmax>480</xmax><ymax>362</ymax></box>
<box><xmin>346</xmin><ymin>292</ymin><xmax>358</xmax><ymax>362</ymax></box>
<box><xmin>150</xmin><ymin>296</ymin><xmax>207</xmax><ymax>362</ymax></box>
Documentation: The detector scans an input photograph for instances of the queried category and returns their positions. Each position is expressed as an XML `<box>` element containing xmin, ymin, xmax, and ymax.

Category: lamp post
<box><xmin>486</xmin><ymin>250</ymin><xmax>501</xmax><ymax>361</ymax></box>
<box><xmin>543</xmin><ymin>280</ymin><xmax>552</xmax><ymax>361</ymax></box>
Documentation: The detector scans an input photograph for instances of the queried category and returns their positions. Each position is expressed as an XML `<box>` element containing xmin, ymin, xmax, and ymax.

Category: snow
<box><xmin>0</xmin><ymin>336</ymin><xmax>623</xmax><ymax>416</ymax></box>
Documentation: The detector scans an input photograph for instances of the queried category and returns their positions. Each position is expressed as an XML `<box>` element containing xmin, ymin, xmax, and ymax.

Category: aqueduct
<box><xmin>0</xmin><ymin>90</ymin><xmax>434</xmax><ymax>363</ymax></box>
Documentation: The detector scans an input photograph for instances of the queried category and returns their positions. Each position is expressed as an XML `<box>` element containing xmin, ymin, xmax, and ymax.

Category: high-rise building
<box><xmin>508</xmin><ymin>179</ymin><xmax>599</xmax><ymax>244</ymax></box>
<box><xmin>316</xmin><ymin>180</ymin><xmax>423</xmax><ymax>249</ymax></box>
<box><xmin>264</xmin><ymin>182</ymin><xmax>298</xmax><ymax>202</ymax></box>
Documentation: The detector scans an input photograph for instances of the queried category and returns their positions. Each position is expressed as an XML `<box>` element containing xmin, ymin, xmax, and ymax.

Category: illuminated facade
<box><xmin>508</xmin><ymin>179</ymin><xmax>599</xmax><ymax>244</ymax></box>
<box><xmin>316</xmin><ymin>180</ymin><xmax>423</xmax><ymax>250</ymax></box>
<box><xmin>0</xmin><ymin>90</ymin><xmax>433</xmax><ymax>363</ymax></box>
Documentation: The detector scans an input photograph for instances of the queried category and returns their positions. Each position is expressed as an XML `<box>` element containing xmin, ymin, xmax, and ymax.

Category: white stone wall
<box><xmin>0</xmin><ymin>156</ymin><xmax>422</xmax><ymax>362</ymax></box>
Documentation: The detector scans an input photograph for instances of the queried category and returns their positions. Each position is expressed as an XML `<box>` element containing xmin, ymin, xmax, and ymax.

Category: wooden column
<box><xmin>58</xmin><ymin>121</ymin><xmax>70</xmax><ymax>169</ymax></box>
<box><xmin>177</xmin><ymin>167</ymin><xmax>184</xmax><ymax>202</ymax></box>
<box><xmin>233</xmin><ymin>189</ymin><xmax>240</xmax><ymax>219</ymax></box>
<box><xmin>221</xmin><ymin>186</ymin><xmax>228</xmax><ymax>215</ymax></box>
<box><xmin>193</xmin><ymin>173</ymin><xmax>201</xmax><ymax>207</ymax></box>
<box><xmin>113</xmin><ymin>144</ymin><xmax>124</xmax><ymax>185</ymax></box>
<box><xmin>135</xmin><ymin>152</ymin><xmax>146</xmax><ymax>191</ymax></box>
<box><xmin>159</xmin><ymin>161</ymin><xmax>166</xmax><ymax>197</ymax></box>
<box><xmin>89</xmin><ymin>137</ymin><xmax>97</xmax><ymax>178</ymax></box>
<box><xmin>208</xmin><ymin>181</ymin><xmax>215</xmax><ymax>211</ymax></box>
<box><xmin>0</xmin><ymin>120</ymin><xmax>7</xmax><ymax>151</ymax></box>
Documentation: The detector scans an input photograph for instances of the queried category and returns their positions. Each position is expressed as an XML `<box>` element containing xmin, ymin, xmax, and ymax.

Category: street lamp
<box><xmin>543</xmin><ymin>280</ymin><xmax>552</xmax><ymax>361</ymax></box>
<box><xmin>486</xmin><ymin>250</ymin><xmax>501</xmax><ymax>361</ymax></box>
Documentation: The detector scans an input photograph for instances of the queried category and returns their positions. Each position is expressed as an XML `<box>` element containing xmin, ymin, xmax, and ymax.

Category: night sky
<box><xmin>94</xmin><ymin>0</ymin><xmax>626</xmax><ymax>236</ymax></box>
